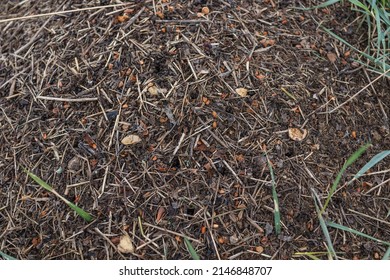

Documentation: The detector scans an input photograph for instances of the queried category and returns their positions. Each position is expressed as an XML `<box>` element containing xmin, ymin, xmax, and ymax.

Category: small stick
<box><xmin>328</xmin><ymin>69</ymin><xmax>389</xmax><ymax>113</ymax></box>
<box><xmin>143</xmin><ymin>222</ymin><xmax>202</xmax><ymax>244</ymax></box>
<box><xmin>37</xmin><ymin>96</ymin><xmax>98</xmax><ymax>102</ymax></box>
<box><xmin>98</xmin><ymin>165</ymin><xmax>110</xmax><ymax>199</ymax></box>
<box><xmin>0</xmin><ymin>3</ymin><xmax>129</xmax><ymax>23</ymax></box>
<box><xmin>365</xmin><ymin>177</ymin><xmax>390</xmax><ymax>195</ymax></box>
<box><xmin>348</xmin><ymin>209</ymin><xmax>390</xmax><ymax>226</ymax></box>
<box><xmin>246</xmin><ymin>216</ymin><xmax>265</xmax><ymax>233</ymax></box>
<box><xmin>155</xmin><ymin>19</ymin><xmax>209</xmax><ymax>24</ymax></box>
<box><xmin>136</xmin><ymin>234</ymin><xmax>163</xmax><ymax>251</ymax></box>
<box><xmin>203</xmin><ymin>212</ymin><xmax>221</xmax><ymax>260</ymax></box>
<box><xmin>172</xmin><ymin>132</ymin><xmax>186</xmax><ymax>157</ymax></box>
<box><xmin>223</xmin><ymin>160</ymin><xmax>244</xmax><ymax>186</ymax></box>
<box><xmin>15</xmin><ymin>17</ymin><xmax>52</xmax><ymax>55</ymax></box>
<box><xmin>108</xmin><ymin>105</ymin><xmax>121</xmax><ymax>150</ymax></box>
<box><xmin>123</xmin><ymin>7</ymin><xmax>145</xmax><ymax>29</ymax></box>
<box><xmin>94</xmin><ymin>228</ymin><xmax>131</xmax><ymax>259</ymax></box>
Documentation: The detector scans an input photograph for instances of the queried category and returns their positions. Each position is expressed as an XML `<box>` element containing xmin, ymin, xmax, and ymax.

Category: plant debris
<box><xmin>118</xmin><ymin>234</ymin><xmax>135</xmax><ymax>254</ymax></box>
<box><xmin>0</xmin><ymin>0</ymin><xmax>389</xmax><ymax>261</ymax></box>
<box><xmin>121</xmin><ymin>135</ymin><xmax>142</xmax><ymax>145</ymax></box>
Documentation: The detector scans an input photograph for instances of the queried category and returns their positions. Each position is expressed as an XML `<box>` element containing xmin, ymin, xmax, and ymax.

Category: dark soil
<box><xmin>0</xmin><ymin>0</ymin><xmax>389</xmax><ymax>260</ymax></box>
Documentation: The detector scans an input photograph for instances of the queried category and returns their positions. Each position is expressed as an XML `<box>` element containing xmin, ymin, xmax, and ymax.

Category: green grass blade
<box><xmin>265</xmin><ymin>154</ymin><xmax>281</xmax><ymax>235</ymax></box>
<box><xmin>372</xmin><ymin>5</ymin><xmax>382</xmax><ymax>58</ymax></box>
<box><xmin>294</xmin><ymin>0</ymin><xmax>340</xmax><ymax>10</ymax></box>
<box><xmin>24</xmin><ymin>169</ymin><xmax>53</xmax><ymax>192</ymax></box>
<box><xmin>24</xmin><ymin>169</ymin><xmax>94</xmax><ymax>222</ymax></box>
<box><xmin>281</xmin><ymin>87</ymin><xmax>297</xmax><ymax>101</ymax></box>
<box><xmin>322</xmin><ymin>26</ymin><xmax>390</xmax><ymax>75</ymax></box>
<box><xmin>322</xmin><ymin>26</ymin><xmax>378</xmax><ymax>61</ymax></box>
<box><xmin>349</xmin><ymin>0</ymin><xmax>371</xmax><ymax>13</ymax></box>
<box><xmin>0</xmin><ymin>250</ymin><xmax>17</xmax><ymax>260</ymax></box>
<box><xmin>326</xmin><ymin>221</ymin><xmax>390</xmax><ymax>246</ymax></box>
<box><xmin>293</xmin><ymin>252</ymin><xmax>328</xmax><ymax>260</ymax></box>
<box><xmin>310</xmin><ymin>0</ymin><xmax>341</xmax><ymax>9</ymax></box>
<box><xmin>351</xmin><ymin>150</ymin><xmax>390</xmax><ymax>181</ymax></box>
<box><xmin>300</xmin><ymin>254</ymin><xmax>321</xmax><ymax>260</ymax></box>
<box><xmin>66</xmin><ymin>200</ymin><xmax>94</xmax><ymax>222</ymax></box>
<box><xmin>322</xmin><ymin>143</ymin><xmax>371</xmax><ymax>213</ymax></box>
<box><xmin>184</xmin><ymin>237</ymin><xmax>200</xmax><ymax>260</ymax></box>
<box><xmin>311</xmin><ymin>189</ymin><xmax>337</xmax><ymax>259</ymax></box>
<box><xmin>383</xmin><ymin>247</ymin><xmax>390</xmax><ymax>260</ymax></box>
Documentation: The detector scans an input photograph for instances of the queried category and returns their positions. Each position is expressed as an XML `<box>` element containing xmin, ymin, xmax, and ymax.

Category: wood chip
<box><xmin>288</xmin><ymin>128</ymin><xmax>308</xmax><ymax>141</ymax></box>
<box><xmin>117</xmin><ymin>234</ymin><xmax>134</xmax><ymax>254</ymax></box>
<box><xmin>235</xmin><ymin>87</ymin><xmax>248</xmax><ymax>97</ymax></box>
<box><xmin>147</xmin><ymin>83</ymin><xmax>159</xmax><ymax>96</ymax></box>
<box><xmin>121</xmin><ymin>134</ymin><xmax>142</xmax><ymax>145</ymax></box>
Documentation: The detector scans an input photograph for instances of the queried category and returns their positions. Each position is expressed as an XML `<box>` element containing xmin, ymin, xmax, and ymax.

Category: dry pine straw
<box><xmin>0</xmin><ymin>0</ymin><xmax>389</xmax><ymax>260</ymax></box>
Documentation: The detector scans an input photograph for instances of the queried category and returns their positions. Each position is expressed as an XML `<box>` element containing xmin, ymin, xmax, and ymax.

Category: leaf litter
<box><xmin>0</xmin><ymin>0</ymin><xmax>389</xmax><ymax>260</ymax></box>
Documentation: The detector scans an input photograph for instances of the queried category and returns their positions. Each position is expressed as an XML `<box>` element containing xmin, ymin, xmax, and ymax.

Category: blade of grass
<box><xmin>64</xmin><ymin>199</ymin><xmax>94</xmax><ymax>222</ymax></box>
<box><xmin>184</xmin><ymin>237</ymin><xmax>200</xmax><ymax>260</ymax></box>
<box><xmin>297</xmin><ymin>0</ymin><xmax>390</xmax><ymax>77</ymax></box>
<box><xmin>293</xmin><ymin>251</ymin><xmax>329</xmax><ymax>260</ymax></box>
<box><xmin>383</xmin><ymin>247</ymin><xmax>390</xmax><ymax>260</ymax></box>
<box><xmin>326</xmin><ymin>221</ymin><xmax>390</xmax><ymax>246</ymax></box>
<box><xmin>23</xmin><ymin>168</ymin><xmax>53</xmax><ymax>192</ymax></box>
<box><xmin>349</xmin><ymin>0</ymin><xmax>371</xmax><ymax>13</ymax></box>
<box><xmin>311</xmin><ymin>189</ymin><xmax>337</xmax><ymax>260</ymax></box>
<box><xmin>24</xmin><ymin>168</ymin><xmax>93</xmax><ymax>222</ymax></box>
<box><xmin>293</xmin><ymin>251</ymin><xmax>345</xmax><ymax>260</ymax></box>
<box><xmin>298</xmin><ymin>254</ymin><xmax>321</xmax><ymax>260</ymax></box>
<box><xmin>321</xmin><ymin>26</ymin><xmax>390</xmax><ymax>75</ymax></box>
<box><xmin>281</xmin><ymin>87</ymin><xmax>297</xmax><ymax>101</ymax></box>
<box><xmin>265</xmin><ymin>154</ymin><xmax>281</xmax><ymax>235</ymax></box>
<box><xmin>0</xmin><ymin>250</ymin><xmax>17</xmax><ymax>260</ymax></box>
<box><xmin>295</xmin><ymin>0</ymin><xmax>341</xmax><ymax>10</ymax></box>
<box><xmin>322</xmin><ymin>143</ymin><xmax>371</xmax><ymax>213</ymax></box>
<box><xmin>351</xmin><ymin>150</ymin><xmax>390</xmax><ymax>181</ymax></box>
<box><xmin>372</xmin><ymin>4</ymin><xmax>382</xmax><ymax>58</ymax></box>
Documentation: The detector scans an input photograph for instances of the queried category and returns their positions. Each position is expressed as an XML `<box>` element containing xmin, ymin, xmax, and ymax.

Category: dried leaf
<box><xmin>121</xmin><ymin>134</ymin><xmax>142</xmax><ymax>145</ymax></box>
<box><xmin>147</xmin><ymin>83</ymin><xmax>158</xmax><ymax>96</ymax></box>
<box><xmin>83</xmin><ymin>133</ymin><xmax>98</xmax><ymax>150</ymax></box>
<box><xmin>117</xmin><ymin>234</ymin><xmax>134</xmax><ymax>254</ymax></box>
<box><xmin>327</xmin><ymin>52</ymin><xmax>337</xmax><ymax>63</ymax></box>
<box><xmin>288</xmin><ymin>128</ymin><xmax>308</xmax><ymax>141</ymax></box>
<box><xmin>235</xmin><ymin>87</ymin><xmax>248</xmax><ymax>97</ymax></box>
<box><xmin>156</xmin><ymin>207</ymin><xmax>165</xmax><ymax>223</ymax></box>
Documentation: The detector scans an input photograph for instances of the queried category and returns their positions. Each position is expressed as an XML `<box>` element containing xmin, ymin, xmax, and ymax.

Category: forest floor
<box><xmin>0</xmin><ymin>0</ymin><xmax>389</xmax><ymax>260</ymax></box>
